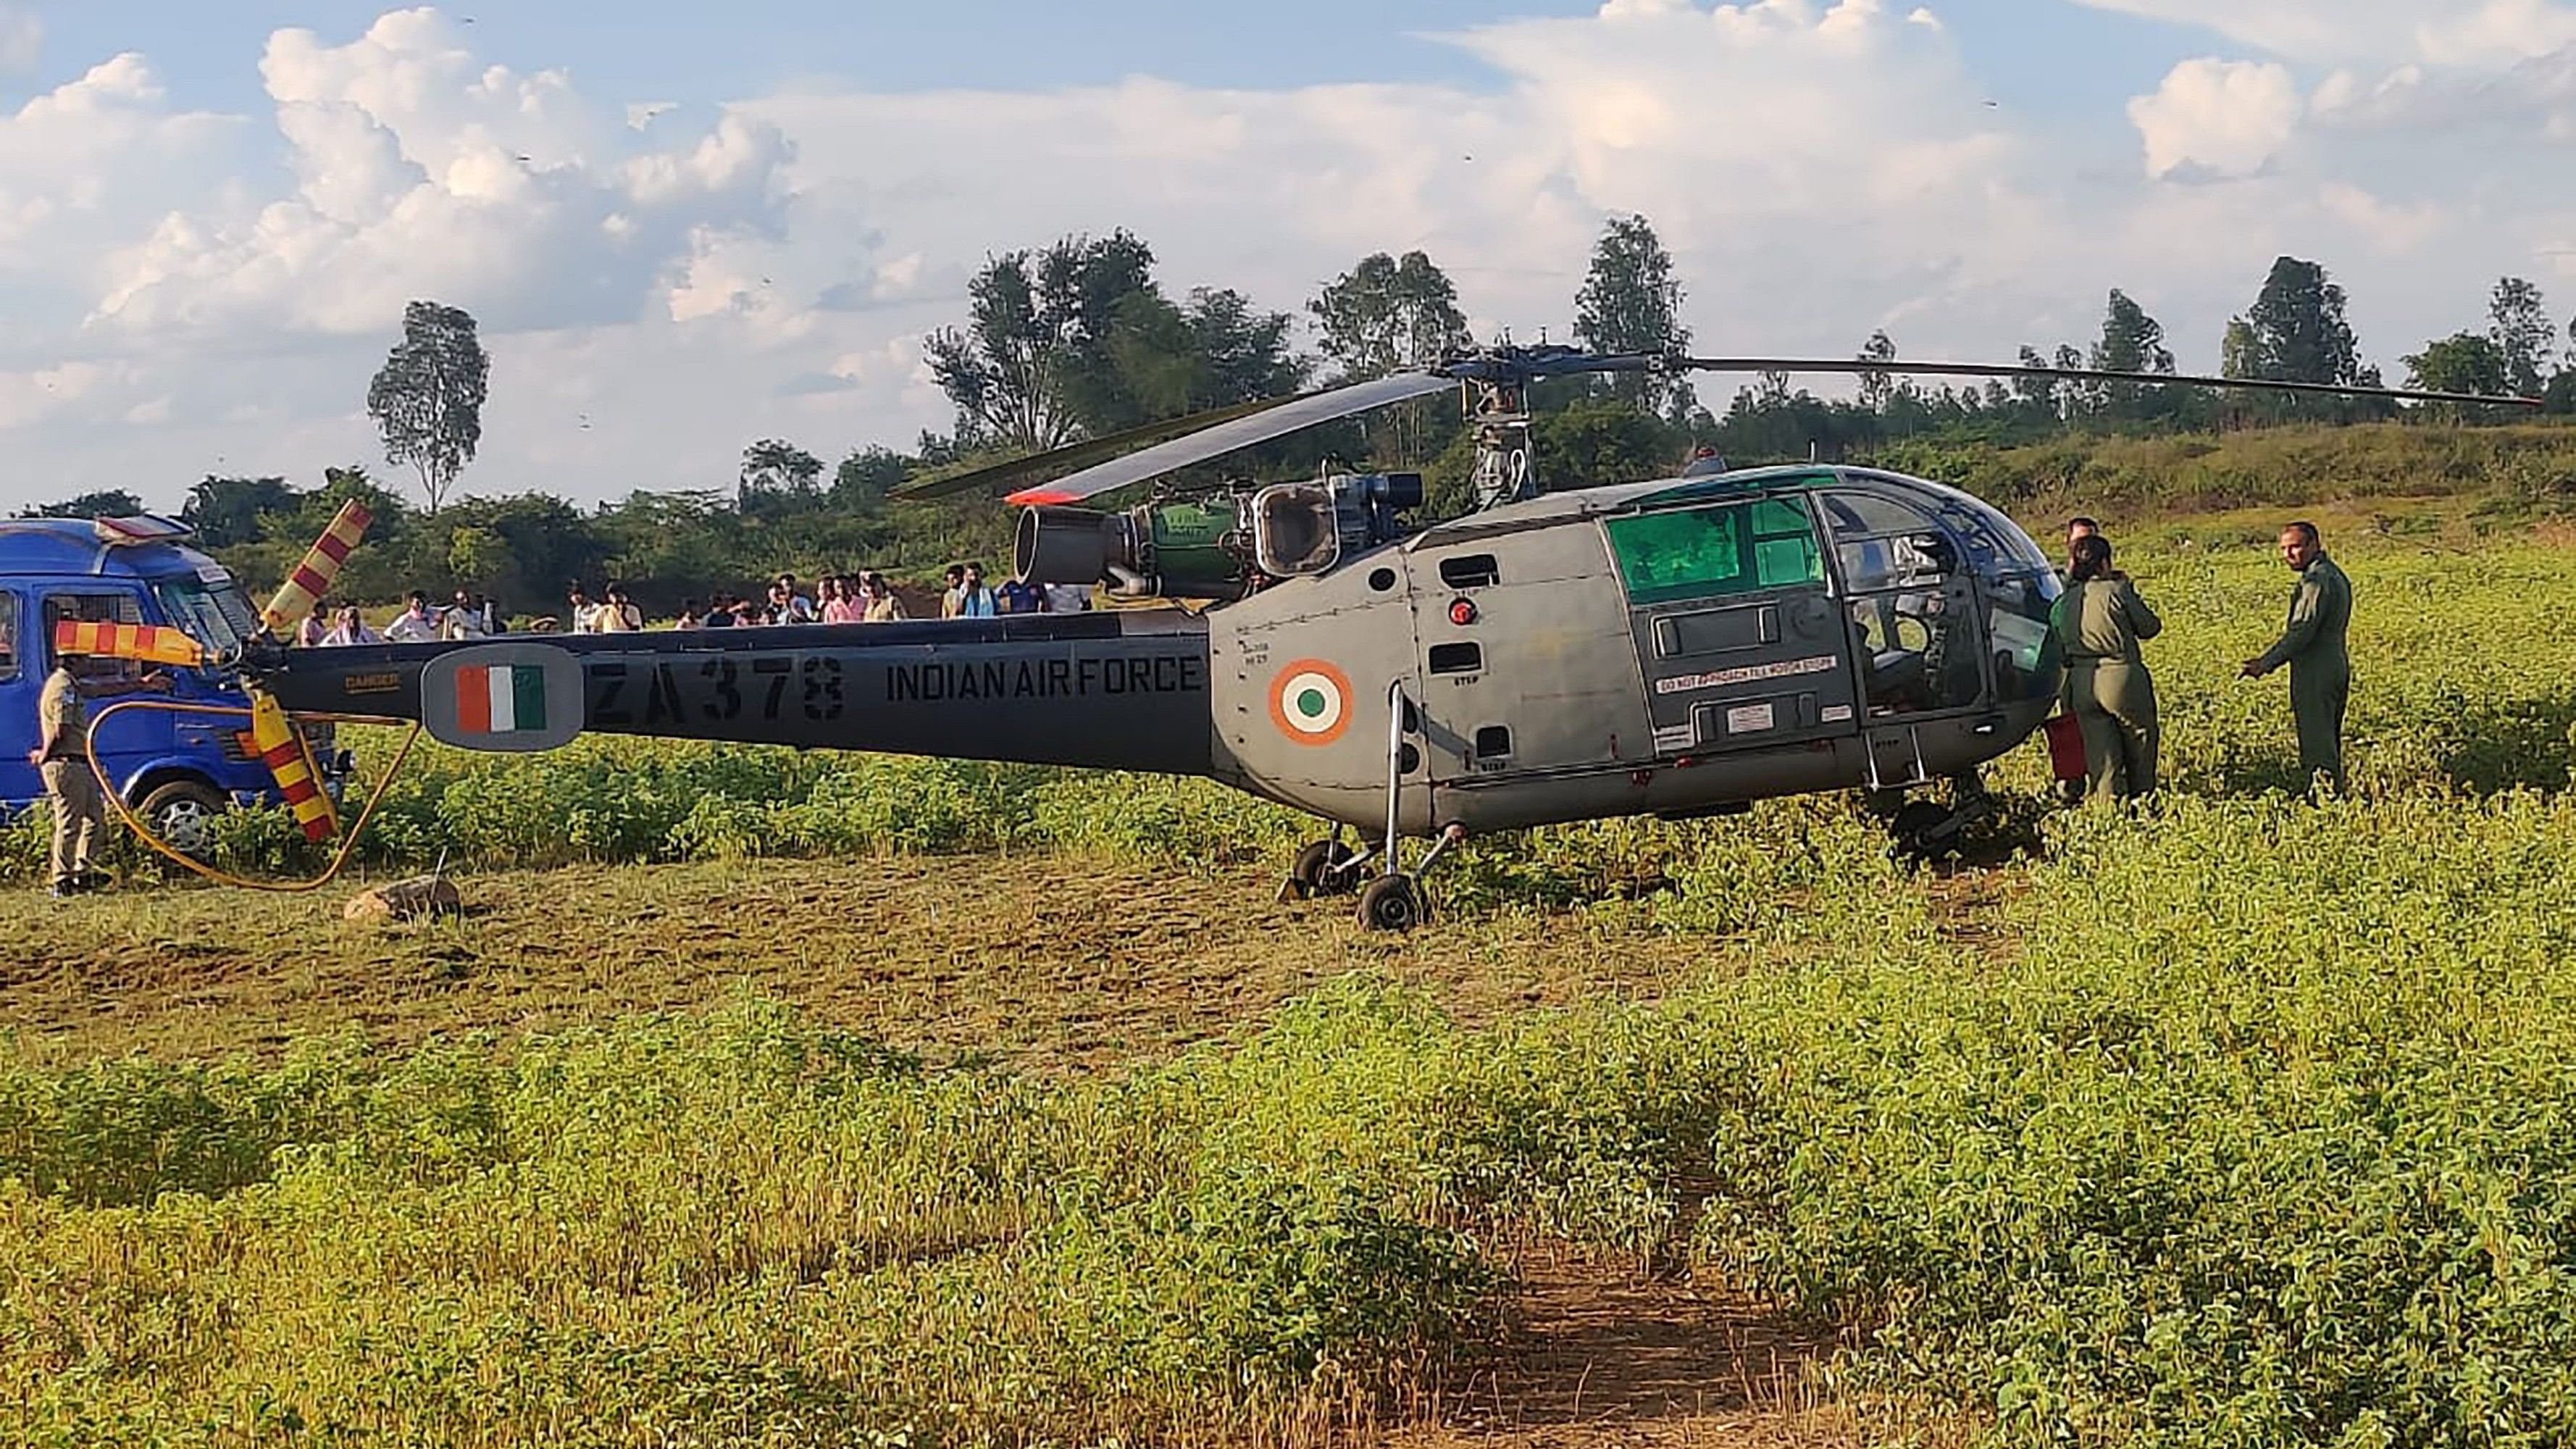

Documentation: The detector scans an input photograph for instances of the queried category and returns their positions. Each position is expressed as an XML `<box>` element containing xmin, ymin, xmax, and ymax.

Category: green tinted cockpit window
<box><xmin>1605</xmin><ymin>497</ymin><xmax>1822</xmax><ymax>605</ymax></box>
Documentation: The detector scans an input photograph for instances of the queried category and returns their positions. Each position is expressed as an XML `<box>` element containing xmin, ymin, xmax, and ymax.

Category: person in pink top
<box><xmin>821</xmin><ymin>575</ymin><xmax>864</xmax><ymax>624</ymax></box>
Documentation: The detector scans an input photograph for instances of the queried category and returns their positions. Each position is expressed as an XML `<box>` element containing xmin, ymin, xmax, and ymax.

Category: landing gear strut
<box><xmin>1884</xmin><ymin>769</ymin><xmax>1994</xmax><ymax>864</ymax></box>
<box><xmin>1363</xmin><ymin>681</ymin><xmax>1476</xmax><ymax>931</ymax></box>
<box><xmin>1280</xmin><ymin>682</ymin><xmax>1468</xmax><ymax>930</ymax></box>
<box><xmin>1283</xmin><ymin>835</ymin><xmax>1360</xmax><ymax>900</ymax></box>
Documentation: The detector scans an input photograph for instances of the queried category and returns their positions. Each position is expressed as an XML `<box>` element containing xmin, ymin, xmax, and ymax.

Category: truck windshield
<box><xmin>152</xmin><ymin>578</ymin><xmax>260</xmax><ymax>658</ymax></box>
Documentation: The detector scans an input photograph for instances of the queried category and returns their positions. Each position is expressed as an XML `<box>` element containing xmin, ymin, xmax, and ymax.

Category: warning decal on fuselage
<box><xmin>1653</xmin><ymin>653</ymin><xmax>1837</xmax><ymax>697</ymax></box>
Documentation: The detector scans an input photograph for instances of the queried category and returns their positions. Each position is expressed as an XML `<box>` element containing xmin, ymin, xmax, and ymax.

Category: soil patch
<box><xmin>1391</xmin><ymin>1253</ymin><xmax>1862</xmax><ymax>1449</ymax></box>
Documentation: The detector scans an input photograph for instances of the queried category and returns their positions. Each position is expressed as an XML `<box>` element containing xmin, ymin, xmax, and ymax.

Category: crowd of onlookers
<box><xmin>296</xmin><ymin>588</ymin><xmax>497</xmax><ymax>646</ymax></box>
<box><xmin>651</xmin><ymin>563</ymin><xmax>1091</xmax><ymax>630</ymax></box>
<box><xmin>667</xmin><ymin>570</ymin><xmax>903</xmax><ymax>629</ymax></box>
<box><xmin>293</xmin><ymin>561</ymin><xmax>1092</xmax><ymax>646</ymax></box>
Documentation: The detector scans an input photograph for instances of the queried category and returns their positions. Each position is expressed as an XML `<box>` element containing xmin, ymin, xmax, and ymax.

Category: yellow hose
<box><xmin>81</xmin><ymin>698</ymin><xmax>425</xmax><ymax>893</ymax></box>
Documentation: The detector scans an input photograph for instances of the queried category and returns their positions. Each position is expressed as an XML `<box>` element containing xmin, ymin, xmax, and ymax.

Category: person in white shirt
<box><xmin>321</xmin><ymin>605</ymin><xmax>380</xmax><ymax>646</ymax></box>
<box><xmin>441</xmin><ymin>589</ymin><xmax>488</xmax><ymax>640</ymax></box>
<box><xmin>383</xmin><ymin>593</ymin><xmax>441</xmax><ymax>643</ymax></box>
<box><xmin>774</xmin><ymin>573</ymin><xmax>816</xmax><ymax>623</ymax></box>
<box><xmin>457</xmin><ymin>589</ymin><xmax>501</xmax><ymax>635</ymax></box>
<box><xmin>595</xmin><ymin>582</ymin><xmax>644</xmax><ymax>632</ymax></box>
<box><xmin>565</xmin><ymin>585</ymin><xmax>601</xmax><ymax>634</ymax></box>
<box><xmin>1043</xmin><ymin>582</ymin><xmax>1092</xmax><ymax>614</ymax></box>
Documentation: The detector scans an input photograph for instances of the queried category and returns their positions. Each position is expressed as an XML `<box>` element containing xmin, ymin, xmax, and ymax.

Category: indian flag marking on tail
<box><xmin>422</xmin><ymin>643</ymin><xmax>585</xmax><ymax>753</ymax></box>
<box><xmin>455</xmin><ymin>663</ymin><xmax>550</xmax><ymax>736</ymax></box>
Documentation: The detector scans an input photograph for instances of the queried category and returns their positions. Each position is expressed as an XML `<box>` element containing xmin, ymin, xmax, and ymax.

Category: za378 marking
<box><xmin>585</xmin><ymin>655</ymin><xmax>846</xmax><ymax>727</ymax></box>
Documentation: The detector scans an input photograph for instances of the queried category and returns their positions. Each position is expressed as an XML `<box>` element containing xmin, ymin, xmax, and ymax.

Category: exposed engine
<box><xmin>1016</xmin><ymin>472</ymin><xmax>1423</xmax><ymax>601</ymax></box>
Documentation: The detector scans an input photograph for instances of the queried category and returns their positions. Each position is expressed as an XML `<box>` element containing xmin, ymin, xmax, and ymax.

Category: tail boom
<box><xmin>258</xmin><ymin>612</ymin><xmax>1216</xmax><ymax>776</ymax></box>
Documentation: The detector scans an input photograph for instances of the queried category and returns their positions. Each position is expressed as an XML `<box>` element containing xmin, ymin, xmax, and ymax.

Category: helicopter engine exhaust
<box><xmin>1016</xmin><ymin>501</ymin><xmax>1253</xmax><ymax>602</ymax></box>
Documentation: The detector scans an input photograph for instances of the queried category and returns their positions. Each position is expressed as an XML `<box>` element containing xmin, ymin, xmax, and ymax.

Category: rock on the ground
<box><xmin>345</xmin><ymin>875</ymin><xmax>464</xmax><ymax>922</ymax></box>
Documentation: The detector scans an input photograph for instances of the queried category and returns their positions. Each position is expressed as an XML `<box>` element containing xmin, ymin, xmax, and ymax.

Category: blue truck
<box><xmin>0</xmin><ymin>515</ymin><xmax>328</xmax><ymax>854</ymax></box>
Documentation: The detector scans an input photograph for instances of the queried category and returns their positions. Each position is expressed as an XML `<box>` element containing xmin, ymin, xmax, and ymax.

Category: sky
<box><xmin>2</xmin><ymin>0</ymin><xmax>2575</xmax><ymax>515</ymax></box>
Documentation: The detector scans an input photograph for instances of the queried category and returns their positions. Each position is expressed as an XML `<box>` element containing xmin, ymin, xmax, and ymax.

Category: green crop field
<box><xmin>9</xmin><ymin>499</ymin><xmax>2576</xmax><ymax>1447</ymax></box>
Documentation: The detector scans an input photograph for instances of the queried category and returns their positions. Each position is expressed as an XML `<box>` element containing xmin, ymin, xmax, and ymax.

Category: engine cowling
<box><xmin>1013</xmin><ymin>472</ymin><xmax>1422</xmax><ymax>601</ymax></box>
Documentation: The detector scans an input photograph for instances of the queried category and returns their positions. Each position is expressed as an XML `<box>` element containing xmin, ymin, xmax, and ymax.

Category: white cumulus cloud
<box><xmin>88</xmin><ymin>7</ymin><xmax>791</xmax><ymax>337</ymax></box>
<box><xmin>2129</xmin><ymin>57</ymin><xmax>2304</xmax><ymax>178</ymax></box>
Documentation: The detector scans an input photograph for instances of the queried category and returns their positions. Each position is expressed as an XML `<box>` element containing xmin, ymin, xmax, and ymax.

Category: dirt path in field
<box><xmin>0</xmin><ymin>856</ymin><xmax>1739</xmax><ymax>1067</ymax></box>
<box><xmin>1386</xmin><ymin>1257</ymin><xmax>1867</xmax><ymax>1449</ymax></box>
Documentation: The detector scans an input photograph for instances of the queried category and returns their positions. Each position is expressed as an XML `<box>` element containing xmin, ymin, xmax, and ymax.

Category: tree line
<box><xmin>17</xmin><ymin>220</ymin><xmax>2576</xmax><ymax>611</ymax></box>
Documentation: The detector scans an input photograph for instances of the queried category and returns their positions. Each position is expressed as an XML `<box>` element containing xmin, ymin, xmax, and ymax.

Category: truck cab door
<box><xmin>0</xmin><ymin>588</ymin><xmax>30</xmax><ymax>805</ymax></box>
<box><xmin>1602</xmin><ymin>493</ymin><xmax>1859</xmax><ymax>756</ymax></box>
<box><xmin>41</xmin><ymin>588</ymin><xmax>161</xmax><ymax>798</ymax></box>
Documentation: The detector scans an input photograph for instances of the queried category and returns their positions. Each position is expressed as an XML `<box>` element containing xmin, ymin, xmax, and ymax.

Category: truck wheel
<box><xmin>137</xmin><ymin>780</ymin><xmax>225</xmax><ymax>860</ymax></box>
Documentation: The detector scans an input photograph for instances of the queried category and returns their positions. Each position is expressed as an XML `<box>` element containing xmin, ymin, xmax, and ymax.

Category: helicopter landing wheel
<box><xmin>1287</xmin><ymin>839</ymin><xmax>1360</xmax><ymax>900</ymax></box>
<box><xmin>1888</xmin><ymin>799</ymin><xmax>1954</xmax><ymax>862</ymax></box>
<box><xmin>1357</xmin><ymin>874</ymin><xmax>1429</xmax><ymax>932</ymax></box>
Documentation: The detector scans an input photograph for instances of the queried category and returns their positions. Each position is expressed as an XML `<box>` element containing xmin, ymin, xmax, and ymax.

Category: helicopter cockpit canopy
<box><xmin>1814</xmin><ymin>471</ymin><xmax>2061</xmax><ymax>716</ymax></box>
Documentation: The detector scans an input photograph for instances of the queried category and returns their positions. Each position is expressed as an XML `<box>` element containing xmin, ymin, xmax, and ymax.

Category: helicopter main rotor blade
<box><xmin>892</xmin><ymin>393</ymin><xmax>1303</xmax><ymax>501</ymax></box>
<box><xmin>1672</xmin><ymin>357</ymin><xmax>2543</xmax><ymax>409</ymax></box>
<box><xmin>993</xmin><ymin>371</ymin><xmax>1457</xmax><ymax>507</ymax></box>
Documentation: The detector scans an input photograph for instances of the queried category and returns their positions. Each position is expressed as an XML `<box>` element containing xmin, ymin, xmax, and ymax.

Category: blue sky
<box><xmin>1</xmin><ymin>0</ymin><xmax>2572</xmax><ymax>512</ymax></box>
<box><xmin>19</xmin><ymin>1</ymin><xmax>2208</xmax><ymax>137</ymax></box>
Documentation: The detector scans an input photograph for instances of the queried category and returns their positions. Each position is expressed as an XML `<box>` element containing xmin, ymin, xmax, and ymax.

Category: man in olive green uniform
<box><xmin>2241</xmin><ymin>521</ymin><xmax>2352</xmax><ymax>792</ymax></box>
<box><xmin>28</xmin><ymin>631</ymin><xmax>167</xmax><ymax>898</ymax></box>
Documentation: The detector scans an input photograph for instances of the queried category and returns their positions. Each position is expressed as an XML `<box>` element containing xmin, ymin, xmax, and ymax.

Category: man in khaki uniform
<box><xmin>2241</xmin><ymin>521</ymin><xmax>2353</xmax><ymax>793</ymax></box>
<box><xmin>29</xmin><ymin>627</ymin><xmax>167</xmax><ymax>898</ymax></box>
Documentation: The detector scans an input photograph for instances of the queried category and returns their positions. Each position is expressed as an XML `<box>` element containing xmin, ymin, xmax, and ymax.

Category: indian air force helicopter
<box><xmin>58</xmin><ymin>346</ymin><xmax>2538</xmax><ymax>926</ymax></box>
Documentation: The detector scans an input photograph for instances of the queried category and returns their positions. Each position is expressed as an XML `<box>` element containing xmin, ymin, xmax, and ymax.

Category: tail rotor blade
<box><xmin>264</xmin><ymin>500</ymin><xmax>374</xmax><ymax>635</ymax></box>
<box><xmin>248</xmin><ymin>688</ymin><xmax>338</xmax><ymax>843</ymax></box>
<box><xmin>52</xmin><ymin>619</ymin><xmax>206</xmax><ymax>669</ymax></box>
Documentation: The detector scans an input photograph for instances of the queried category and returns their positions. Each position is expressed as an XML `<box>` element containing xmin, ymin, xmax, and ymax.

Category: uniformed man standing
<box><xmin>2240</xmin><ymin>520</ymin><xmax>2352</xmax><ymax>793</ymax></box>
<box><xmin>28</xmin><ymin>633</ymin><xmax>168</xmax><ymax>898</ymax></box>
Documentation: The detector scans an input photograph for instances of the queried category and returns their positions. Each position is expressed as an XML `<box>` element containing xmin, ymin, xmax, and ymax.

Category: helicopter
<box><xmin>55</xmin><ymin>345</ymin><xmax>2538</xmax><ymax>927</ymax></box>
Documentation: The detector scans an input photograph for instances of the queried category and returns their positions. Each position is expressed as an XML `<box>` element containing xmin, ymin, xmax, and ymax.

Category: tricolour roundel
<box><xmin>1268</xmin><ymin>659</ymin><xmax>1354</xmax><ymax>746</ymax></box>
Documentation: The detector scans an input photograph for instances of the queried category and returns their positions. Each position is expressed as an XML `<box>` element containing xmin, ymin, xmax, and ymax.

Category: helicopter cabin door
<box><xmin>1405</xmin><ymin>524</ymin><xmax>1656</xmax><ymax>782</ymax></box>
<box><xmin>1820</xmin><ymin>490</ymin><xmax>1989</xmax><ymax>786</ymax></box>
<box><xmin>1601</xmin><ymin>494</ymin><xmax>1858</xmax><ymax>759</ymax></box>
